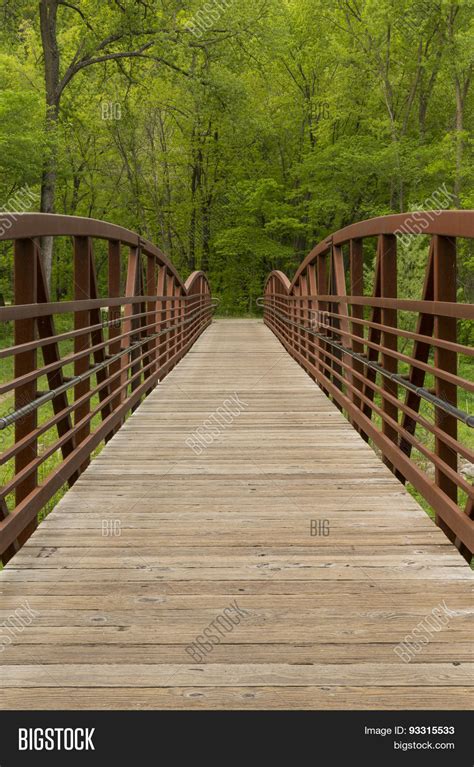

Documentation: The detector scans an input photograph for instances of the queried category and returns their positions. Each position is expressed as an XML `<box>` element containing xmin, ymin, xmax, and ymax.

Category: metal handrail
<box><xmin>0</xmin><ymin>214</ymin><xmax>215</xmax><ymax>564</ymax></box>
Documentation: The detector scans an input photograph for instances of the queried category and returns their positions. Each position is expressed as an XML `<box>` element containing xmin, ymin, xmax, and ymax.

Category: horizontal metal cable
<box><xmin>257</xmin><ymin>298</ymin><xmax>474</xmax><ymax>428</ymax></box>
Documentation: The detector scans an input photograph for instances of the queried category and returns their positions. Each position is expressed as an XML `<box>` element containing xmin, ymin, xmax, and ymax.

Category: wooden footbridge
<box><xmin>0</xmin><ymin>212</ymin><xmax>473</xmax><ymax>709</ymax></box>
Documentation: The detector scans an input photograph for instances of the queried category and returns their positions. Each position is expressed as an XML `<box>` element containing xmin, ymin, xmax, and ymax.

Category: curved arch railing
<box><xmin>261</xmin><ymin>211</ymin><xmax>474</xmax><ymax>561</ymax></box>
<box><xmin>0</xmin><ymin>213</ymin><xmax>217</xmax><ymax>563</ymax></box>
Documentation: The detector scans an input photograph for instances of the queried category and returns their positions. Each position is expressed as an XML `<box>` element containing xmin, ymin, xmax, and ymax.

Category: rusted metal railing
<box><xmin>0</xmin><ymin>214</ymin><xmax>216</xmax><ymax>564</ymax></box>
<box><xmin>261</xmin><ymin>211</ymin><xmax>474</xmax><ymax>561</ymax></box>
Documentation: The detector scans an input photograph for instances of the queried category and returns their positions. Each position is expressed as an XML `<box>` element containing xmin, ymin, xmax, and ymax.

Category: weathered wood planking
<box><xmin>1</xmin><ymin>319</ymin><xmax>472</xmax><ymax>710</ymax></box>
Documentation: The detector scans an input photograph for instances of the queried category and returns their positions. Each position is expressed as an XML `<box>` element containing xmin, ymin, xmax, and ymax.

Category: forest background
<box><xmin>0</xmin><ymin>0</ymin><xmax>472</xmax><ymax>319</ymax></box>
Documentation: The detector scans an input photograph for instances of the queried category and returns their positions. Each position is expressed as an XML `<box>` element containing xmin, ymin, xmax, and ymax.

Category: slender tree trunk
<box><xmin>447</xmin><ymin>7</ymin><xmax>472</xmax><ymax>208</ymax></box>
<box><xmin>188</xmin><ymin>203</ymin><xmax>196</xmax><ymax>272</ymax></box>
<box><xmin>454</xmin><ymin>82</ymin><xmax>462</xmax><ymax>205</ymax></box>
<box><xmin>418</xmin><ymin>47</ymin><xmax>442</xmax><ymax>141</ymax></box>
<box><xmin>39</xmin><ymin>0</ymin><xmax>60</xmax><ymax>289</ymax></box>
<box><xmin>453</xmin><ymin>72</ymin><xmax>471</xmax><ymax>206</ymax></box>
<box><xmin>187</xmin><ymin>141</ymin><xmax>202</xmax><ymax>272</ymax></box>
<box><xmin>418</xmin><ymin>81</ymin><xmax>428</xmax><ymax>140</ymax></box>
<box><xmin>157</xmin><ymin>113</ymin><xmax>173</xmax><ymax>256</ymax></box>
<box><xmin>201</xmin><ymin>195</ymin><xmax>211</xmax><ymax>273</ymax></box>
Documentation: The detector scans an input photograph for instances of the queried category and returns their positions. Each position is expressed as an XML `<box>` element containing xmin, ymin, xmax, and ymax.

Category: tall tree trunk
<box><xmin>418</xmin><ymin>46</ymin><xmax>442</xmax><ymax>141</ymax></box>
<box><xmin>188</xmin><ymin>204</ymin><xmax>196</xmax><ymax>272</ymax></box>
<box><xmin>453</xmin><ymin>71</ymin><xmax>471</xmax><ymax>206</ymax></box>
<box><xmin>157</xmin><ymin>112</ymin><xmax>173</xmax><ymax>256</ymax></box>
<box><xmin>187</xmin><ymin>140</ymin><xmax>202</xmax><ymax>272</ymax></box>
<box><xmin>454</xmin><ymin>80</ymin><xmax>463</xmax><ymax>206</ymax></box>
<box><xmin>39</xmin><ymin>0</ymin><xmax>60</xmax><ymax>289</ymax></box>
<box><xmin>201</xmin><ymin>195</ymin><xmax>211</xmax><ymax>273</ymax></box>
<box><xmin>447</xmin><ymin>6</ymin><xmax>472</xmax><ymax>208</ymax></box>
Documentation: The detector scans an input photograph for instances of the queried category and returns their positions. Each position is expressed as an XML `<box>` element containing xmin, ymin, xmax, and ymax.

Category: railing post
<box><xmin>307</xmin><ymin>264</ymin><xmax>317</xmax><ymax>375</ymax></box>
<box><xmin>170</xmin><ymin>278</ymin><xmax>178</xmax><ymax>366</ymax></box>
<box><xmin>35</xmin><ymin>243</ymin><xmax>78</xmax><ymax>478</ymax></box>
<box><xmin>293</xmin><ymin>281</ymin><xmax>301</xmax><ymax>361</ymax></box>
<box><xmin>270</xmin><ymin>276</ymin><xmax>275</xmax><ymax>334</ymax></box>
<box><xmin>157</xmin><ymin>266</ymin><xmax>167</xmax><ymax>378</ymax></box>
<box><xmin>199</xmin><ymin>275</ymin><xmax>204</xmax><ymax>334</ymax></box>
<box><xmin>317</xmin><ymin>253</ymin><xmax>329</xmax><ymax>390</ymax></box>
<box><xmin>14</xmin><ymin>238</ymin><xmax>38</xmax><ymax>547</ymax></box>
<box><xmin>349</xmin><ymin>238</ymin><xmax>364</xmax><ymax>418</ymax></box>
<box><xmin>433</xmin><ymin>234</ymin><xmax>458</xmax><ymax>541</ymax></box>
<box><xmin>108</xmin><ymin>240</ymin><xmax>122</xmax><ymax>421</ymax></box>
<box><xmin>332</xmin><ymin>244</ymin><xmax>351</xmax><ymax>406</ymax></box>
<box><xmin>395</xmin><ymin>240</ymin><xmax>435</xmax><ymax>482</ymax></box>
<box><xmin>145</xmin><ymin>254</ymin><xmax>156</xmax><ymax>383</ymax></box>
<box><xmin>175</xmin><ymin>282</ymin><xmax>183</xmax><ymax>355</ymax></box>
<box><xmin>125</xmin><ymin>245</ymin><xmax>143</xmax><ymax>412</ymax></box>
<box><xmin>89</xmin><ymin>249</ymin><xmax>113</xmax><ymax>425</ymax></box>
<box><xmin>74</xmin><ymin>236</ymin><xmax>92</xmax><ymax>473</ymax></box>
<box><xmin>300</xmin><ymin>274</ymin><xmax>308</xmax><ymax>364</ymax></box>
<box><xmin>165</xmin><ymin>272</ymin><xmax>174</xmax><ymax>365</ymax></box>
<box><xmin>360</xmin><ymin>243</ymin><xmax>382</xmax><ymax>440</ymax></box>
<box><xmin>380</xmin><ymin>234</ymin><xmax>398</xmax><ymax>470</ymax></box>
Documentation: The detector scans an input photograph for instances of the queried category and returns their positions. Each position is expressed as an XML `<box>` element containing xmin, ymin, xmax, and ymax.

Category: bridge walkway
<box><xmin>0</xmin><ymin>319</ymin><xmax>472</xmax><ymax>709</ymax></box>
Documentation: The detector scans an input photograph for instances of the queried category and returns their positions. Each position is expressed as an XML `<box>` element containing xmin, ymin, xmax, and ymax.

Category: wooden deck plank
<box><xmin>0</xmin><ymin>319</ymin><xmax>472</xmax><ymax>710</ymax></box>
<box><xmin>3</xmin><ymin>643</ymin><xmax>472</xmax><ymax>665</ymax></box>
<box><xmin>2</xmin><ymin>662</ymin><xmax>471</xmax><ymax>686</ymax></box>
<box><xmin>1</xmin><ymin>687</ymin><xmax>472</xmax><ymax>710</ymax></box>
